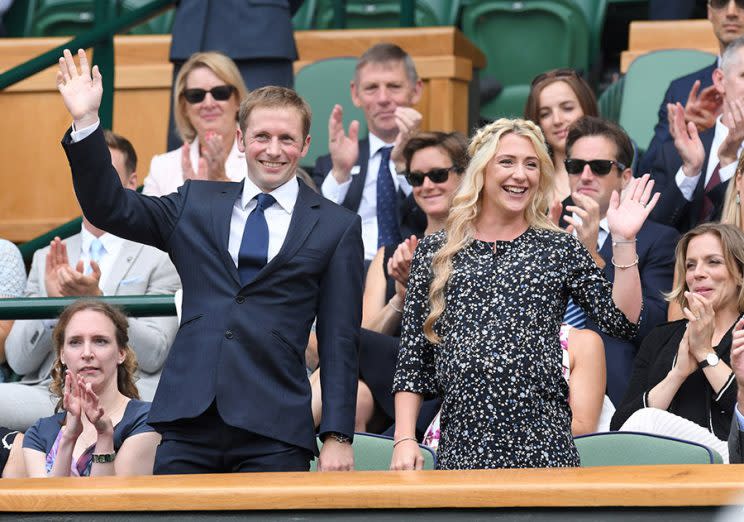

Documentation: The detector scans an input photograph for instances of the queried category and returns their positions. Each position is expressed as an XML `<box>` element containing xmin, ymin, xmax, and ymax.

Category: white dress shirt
<box><xmin>80</xmin><ymin>225</ymin><xmax>124</xmax><ymax>289</ymax></box>
<box><xmin>674</xmin><ymin>116</ymin><xmax>742</xmax><ymax>201</ymax></box>
<box><xmin>569</xmin><ymin>214</ymin><xmax>610</xmax><ymax>250</ymax></box>
<box><xmin>320</xmin><ymin>133</ymin><xmax>412</xmax><ymax>260</ymax></box>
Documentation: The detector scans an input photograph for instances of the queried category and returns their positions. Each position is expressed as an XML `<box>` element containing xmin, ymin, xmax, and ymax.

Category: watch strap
<box><xmin>91</xmin><ymin>451</ymin><xmax>116</xmax><ymax>463</ymax></box>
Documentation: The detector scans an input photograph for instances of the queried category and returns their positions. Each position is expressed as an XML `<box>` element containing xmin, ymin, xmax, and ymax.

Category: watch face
<box><xmin>706</xmin><ymin>353</ymin><xmax>720</xmax><ymax>366</ymax></box>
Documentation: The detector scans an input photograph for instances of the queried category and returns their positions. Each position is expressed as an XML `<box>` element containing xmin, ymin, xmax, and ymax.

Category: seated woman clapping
<box><xmin>23</xmin><ymin>300</ymin><xmax>160</xmax><ymax>477</ymax></box>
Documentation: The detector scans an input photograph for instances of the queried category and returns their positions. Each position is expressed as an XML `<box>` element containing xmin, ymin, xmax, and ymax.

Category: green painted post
<box><xmin>400</xmin><ymin>0</ymin><xmax>415</xmax><ymax>26</ymax></box>
<box><xmin>332</xmin><ymin>0</ymin><xmax>346</xmax><ymax>28</ymax></box>
<box><xmin>93</xmin><ymin>1</ymin><xmax>115</xmax><ymax>130</ymax></box>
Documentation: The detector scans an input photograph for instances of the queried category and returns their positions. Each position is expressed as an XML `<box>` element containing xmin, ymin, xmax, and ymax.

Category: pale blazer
<box><xmin>5</xmin><ymin>233</ymin><xmax>182</xmax><ymax>400</ymax></box>
<box><xmin>142</xmin><ymin>137</ymin><xmax>247</xmax><ymax>197</ymax></box>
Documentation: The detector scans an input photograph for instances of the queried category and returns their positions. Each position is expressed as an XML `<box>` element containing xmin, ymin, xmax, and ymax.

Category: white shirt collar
<box><xmin>240</xmin><ymin>175</ymin><xmax>298</xmax><ymax>214</ymax></box>
<box><xmin>368</xmin><ymin>132</ymin><xmax>395</xmax><ymax>157</ymax></box>
<box><xmin>80</xmin><ymin>225</ymin><xmax>123</xmax><ymax>255</ymax></box>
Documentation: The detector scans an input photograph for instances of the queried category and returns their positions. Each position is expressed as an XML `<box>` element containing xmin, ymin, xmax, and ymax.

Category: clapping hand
<box><xmin>181</xmin><ymin>132</ymin><xmax>229</xmax><ymax>182</ymax></box>
<box><xmin>564</xmin><ymin>191</ymin><xmax>601</xmax><ymax>255</ymax></box>
<box><xmin>56</xmin><ymin>49</ymin><xmax>101</xmax><ymax>129</ymax></box>
<box><xmin>684</xmin><ymin>80</ymin><xmax>722</xmax><ymax>132</ymax></box>
<box><xmin>672</xmin><ymin>328</ymin><xmax>697</xmax><ymax>378</ymax></box>
<box><xmin>387</xmin><ymin>235</ymin><xmax>418</xmax><ymax>287</ymax></box>
<box><xmin>328</xmin><ymin>104</ymin><xmax>360</xmax><ymax>183</ymax></box>
<box><xmin>390</xmin><ymin>107</ymin><xmax>422</xmax><ymax>170</ymax></box>
<box><xmin>61</xmin><ymin>370</ymin><xmax>84</xmax><ymax>442</ymax></box>
<box><xmin>668</xmin><ymin>101</ymin><xmax>706</xmax><ymax>177</ymax></box>
<box><xmin>606</xmin><ymin>173</ymin><xmax>659</xmax><ymax>241</ymax></box>
<box><xmin>682</xmin><ymin>291</ymin><xmax>716</xmax><ymax>363</ymax></box>
<box><xmin>80</xmin><ymin>379</ymin><xmax>113</xmax><ymax>435</ymax></box>
<box><xmin>731</xmin><ymin>317</ymin><xmax>744</xmax><ymax>389</ymax></box>
<box><xmin>718</xmin><ymin>98</ymin><xmax>744</xmax><ymax>168</ymax></box>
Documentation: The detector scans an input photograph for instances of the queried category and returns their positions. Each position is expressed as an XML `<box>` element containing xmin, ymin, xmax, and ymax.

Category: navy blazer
<box><xmin>560</xmin><ymin>199</ymin><xmax>679</xmax><ymax>405</ymax></box>
<box><xmin>649</xmin><ymin>127</ymin><xmax>730</xmax><ymax>233</ymax></box>
<box><xmin>638</xmin><ymin>61</ymin><xmax>717</xmax><ymax>175</ymax></box>
<box><xmin>312</xmin><ymin>138</ymin><xmax>427</xmax><ymax>238</ymax></box>
<box><xmin>170</xmin><ymin>0</ymin><xmax>303</xmax><ymax>62</ymax></box>
<box><xmin>62</xmin><ymin>127</ymin><xmax>364</xmax><ymax>454</ymax></box>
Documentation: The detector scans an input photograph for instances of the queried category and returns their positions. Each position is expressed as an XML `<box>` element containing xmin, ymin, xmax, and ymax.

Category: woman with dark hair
<box><xmin>23</xmin><ymin>300</ymin><xmax>159</xmax><ymax>477</ymax></box>
<box><xmin>612</xmin><ymin>223</ymin><xmax>744</xmax><ymax>462</ymax></box>
<box><xmin>524</xmin><ymin>69</ymin><xmax>599</xmax><ymax>204</ymax></box>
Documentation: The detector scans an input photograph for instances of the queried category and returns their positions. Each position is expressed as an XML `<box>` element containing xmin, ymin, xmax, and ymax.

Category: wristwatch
<box><xmin>91</xmin><ymin>451</ymin><xmax>116</xmax><ymax>463</ymax></box>
<box><xmin>699</xmin><ymin>352</ymin><xmax>720</xmax><ymax>369</ymax></box>
<box><xmin>323</xmin><ymin>432</ymin><xmax>351</xmax><ymax>444</ymax></box>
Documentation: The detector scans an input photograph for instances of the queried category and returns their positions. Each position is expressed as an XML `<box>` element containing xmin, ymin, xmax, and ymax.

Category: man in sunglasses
<box><xmin>312</xmin><ymin>43</ymin><xmax>426</xmax><ymax>266</ymax></box>
<box><xmin>650</xmin><ymin>35</ymin><xmax>744</xmax><ymax>233</ymax></box>
<box><xmin>639</xmin><ymin>0</ymin><xmax>744</xmax><ymax>175</ymax></box>
<box><xmin>560</xmin><ymin>116</ymin><xmax>679</xmax><ymax>405</ymax></box>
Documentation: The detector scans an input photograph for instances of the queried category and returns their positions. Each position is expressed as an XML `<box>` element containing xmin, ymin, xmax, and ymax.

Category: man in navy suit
<box><xmin>312</xmin><ymin>43</ymin><xmax>425</xmax><ymax>264</ymax></box>
<box><xmin>639</xmin><ymin>0</ymin><xmax>744</xmax><ymax>174</ymax></box>
<box><xmin>166</xmin><ymin>0</ymin><xmax>304</xmax><ymax>150</ymax></box>
<box><xmin>649</xmin><ymin>35</ymin><xmax>744</xmax><ymax>233</ymax></box>
<box><xmin>56</xmin><ymin>49</ymin><xmax>363</xmax><ymax>473</ymax></box>
<box><xmin>560</xmin><ymin>116</ymin><xmax>678</xmax><ymax>405</ymax></box>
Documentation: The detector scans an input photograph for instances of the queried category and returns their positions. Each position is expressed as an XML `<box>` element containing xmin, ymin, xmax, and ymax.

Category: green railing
<box><xmin>0</xmin><ymin>0</ymin><xmax>176</xmax><ymax>129</ymax></box>
<box><xmin>0</xmin><ymin>295</ymin><xmax>176</xmax><ymax>320</ymax></box>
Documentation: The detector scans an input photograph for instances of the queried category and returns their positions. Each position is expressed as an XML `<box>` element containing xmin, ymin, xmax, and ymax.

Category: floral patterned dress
<box><xmin>393</xmin><ymin>227</ymin><xmax>638</xmax><ymax>469</ymax></box>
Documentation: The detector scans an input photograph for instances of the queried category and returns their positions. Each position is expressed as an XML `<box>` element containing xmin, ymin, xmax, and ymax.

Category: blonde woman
<box><xmin>390</xmin><ymin>118</ymin><xmax>658</xmax><ymax>470</ymax></box>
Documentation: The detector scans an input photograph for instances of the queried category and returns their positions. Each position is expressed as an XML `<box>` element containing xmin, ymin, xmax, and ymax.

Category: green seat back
<box><xmin>575</xmin><ymin>432</ymin><xmax>723</xmax><ymax>466</ymax></box>
<box><xmin>315</xmin><ymin>0</ymin><xmax>458</xmax><ymax>29</ymax></box>
<box><xmin>619</xmin><ymin>49</ymin><xmax>716</xmax><ymax>151</ymax></box>
<box><xmin>598</xmin><ymin>76</ymin><xmax>625</xmax><ymax>123</ymax></box>
<box><xmin>568</xmin><ymin>0</ymin><xmax>608</xmax><ymax>68</ymax></box>
<box><xmin>292</xmin><ymin>0</ymin><xmax>317</xmax><ymax>30</ymax></box>
<box><xmin>311</xmin><ymin>433</ymin><xmax>436</xmax><ymax>471</ymax></box>
<box><xmin>462</xmin><ymin>0</ymin><xmax>589</xmax><ymax>120</ymax></box>
<box><xmin>31</xmin><ymin>0</ymin><xmax>96</xmax><ymax>36</ymax></box>
<box><xmin>119</xmin><ymin>0</ymin><xmax>175</xmax><ymax>34</ymax></box>
<box><xmin>294</xmin><ymin>57</ymin><xmax>367</xmax><ymax>168</ymax></box>
<box><xmin>4</xmin><ymin>0</ymin><xmax>37</xmax><ymax>36</ymax></box>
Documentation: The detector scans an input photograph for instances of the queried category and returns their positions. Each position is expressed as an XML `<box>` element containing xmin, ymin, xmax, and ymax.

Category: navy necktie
<box><xmin>376</xmin><ymin>146</ymin><xmax>402</xmax><ymax>249</ymax></box>
<box><xmin>238</xmin><ymin>193</ymin><xmax>276</xmax><ymax>285</ymax></box>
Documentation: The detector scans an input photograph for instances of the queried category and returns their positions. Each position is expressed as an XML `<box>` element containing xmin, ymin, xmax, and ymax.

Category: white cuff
<box><xmin>719</xmin><ymin>159</ymin><xmax>737</xmax><ymax>183</ymax></box>
<box><xmin>70</xmin><ymin>119</ymin><xmax>100</xmax><ymax>142</ymax></box>
<box><xmin>321</xmin><ymin>169</ymin><xmax>352</xmax><ymax>204</ymax></box>
<box><xmin>674</xmin><ymin>166</ymin><xmax>701</xmax><ymax>201</ymax></box>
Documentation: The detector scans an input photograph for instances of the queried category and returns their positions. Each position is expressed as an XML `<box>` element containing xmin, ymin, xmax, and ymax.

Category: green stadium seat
<box><xmin>3</xmin><ymin>0</ymin><xmax>37</xmax><ymax>36</ymax></box>
<box><xmin>119</xmin><ymin>0</ymin><xmax>175</xmax><ymax>35</ymax></box>
<box><xmin>618</xmin><ymin>49</ymin><xmax>716</xmax><ymax>151</ymax></box>
<box><xmin>292</xmin><ymin>0</ymin><xmax>317</xmax><ymax>30</ymax></box>
<box><xmin>314</xmin><ymin>0</ymin><xmax>460</xmax><ymax>29</ymax></box>
<box><xmin>569</xmin><ymin>0</ymin><xmax>608</xmax><ymax>70</ymax></box>
<box><xmin>575</xmin><ymin>431</ymin><xmax>723</xmax><ymax>466</ymax></box>
<box><xmin>598</xmin><ymin>76</ymin><xmax>624</xmax><ymax>123</ymax></box>
<box><xmin>462</xmin><ymin>0</ymin><xmax>590</xmax><ymax>120</ymax></box>
<box><xmin>311</xmin><ymin>433</ymin><xmax>437</xmax><ymax>470</ymax></box>
<box><xmin>30</xmin><ymin>0</ymin><xmax>96</xmax><ymax>36</ymax></box>
<box><xmin>294</xmin><ymin>57</ymin><xmax>368</xmax><ymax>168</ymax></box>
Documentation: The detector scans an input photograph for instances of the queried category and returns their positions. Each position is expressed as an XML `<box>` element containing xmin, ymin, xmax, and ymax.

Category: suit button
<box><xmin>225</xmin><ymin>330</ymin><xmax>233</xmax><ymax>339</ymax></box>
<box><xmin>236</xmin><ymin>296</ymin><xmax>245</xmax><ymax>304</ymax></box>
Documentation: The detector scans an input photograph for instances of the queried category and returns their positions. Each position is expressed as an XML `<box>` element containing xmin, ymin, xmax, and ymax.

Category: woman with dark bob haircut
<box><xmin>23</xmin><ymin>300</ymin><xmax>160</xmax><ymax>477</ymax></box>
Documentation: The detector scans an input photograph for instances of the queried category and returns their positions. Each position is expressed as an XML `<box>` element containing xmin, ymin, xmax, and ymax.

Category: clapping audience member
<box><xmin>23</xmin><ymin>301</ymin><xmax>160</xmax><ymax>477</ymax></box>
<box><xmin>0</xmin><ymin>130</ymin><xmax>180</xmax><ymax>431</ymax></box>
<box><xmin>727</xmin><ymin>316</ymin><xmax>744</xmax><ymax>463</ymax></box>
<box><xmin>0</xmin><ymin>238</ymin><xmax>25</xmax><ymax>380</ymax></box>
<box><xmin>524</xmin><ymin>68</ymin><xmax>598</xmax><ymax>204</ymax></box>
<box><xmin>391</xmin><ymin>118</ymin><xmax>657</xmax><ymax>470</ymax></box>
<box><xmin>559</xmin><ymin>117</ymin><xmax>679</xmax><ymax>404</ymax></box>
<box><xmin>144</xmin><ymin>52</ymin><xmax>249</xmax><ymax>196</ymax></box>
<box><xmin>310</xmin><ymin>132</ymin><xmax>467</xmax><ymax>434</ymax></box>
<box><xmin>612</xmin><ymin>223</ymin><xmax>744</xmax><ymax>462</ymax></box>
<box><xmin>650</xmin><ymin>36</ymin><xmax>744</xmax><ymax>233</ymax></box>
<box><xmin>639</xmin><ymin>0</ymin><xmax>742</xmax><ymax>175</ymax></box>
<box><xmin>313</xmin><ymin>43</ymin><xmax>426</xmax><ymax>265</ymax></box>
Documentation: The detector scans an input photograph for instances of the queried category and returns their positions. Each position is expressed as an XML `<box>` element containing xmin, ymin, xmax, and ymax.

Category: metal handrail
<box><xmin>0</xmin><ymin>295</ymin><xmax>176</xmax><ymax>320</ymax></box>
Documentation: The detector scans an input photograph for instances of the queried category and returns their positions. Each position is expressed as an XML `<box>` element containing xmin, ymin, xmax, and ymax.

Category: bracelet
<box><xmin>393</xmin><ymin>436</ymin><xmax>418</xmax><ymax>448</ymax></box>
<box><xmin>91</xmin><ymin>452</ymin><xmax>116</xmax><ymax>464</ymax></box>
<box><xmin>611</xmin><ymin>255</ymin><xmax>639</xmax><ymax>269</ymax></box>
<box><xmin>389</xmin><ymin>299</ymin><xmax>403</xmax><ymax>314</ymax></box>
<box><xmin>612</xmin><ymin>239</ymin><xmax>637</xmax><ymax>247</ymax></box>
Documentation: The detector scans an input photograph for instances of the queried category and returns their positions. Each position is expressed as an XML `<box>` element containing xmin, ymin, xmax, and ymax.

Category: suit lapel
<box><xmin>211</xmin><ymin>180</ymin><xmax>244</xmax><ymax>287</ymax></box>
<box><xmin>343</xmin><ymin>138</ymin><xmax>370</xmax><ymax>212</ymax></box>
<box><xmin>249</xmin><ymin>181</ymin><xmax>320</xmax><ymax>284</ymax></box>
<box><xmin>103</xmin><ymin>240</ymin><xmax>143</xmax><ymax>295</ymax></box>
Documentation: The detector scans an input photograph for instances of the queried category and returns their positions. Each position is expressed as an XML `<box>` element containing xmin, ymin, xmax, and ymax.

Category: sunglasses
<box><xmin>530</xmin><ymin>68</ymin><xmax>580</xmax><ymax>87</ymax></box>
<box><xmin>709</xmin><ymin>0</ymin><xmax>744</xmax><ymax>9</ymax></box>
<box><xmin>405</xmin><ymin>167</ymin><xmax>454</xmax><ymax>187</ymax></box>
<box><xmin>182</xmin><ymin>85</ymin><xmax>235</xmax><ymax>104</ymax></box>
<box><xmin>564</xmin><ymin>158</ymin><xmax>626</xmax><ymax>176</ymax></box>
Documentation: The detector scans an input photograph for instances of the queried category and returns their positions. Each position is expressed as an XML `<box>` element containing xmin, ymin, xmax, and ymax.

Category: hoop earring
<box><xmin>737</xmin><ymin>193</ymin><xmax>741</xmax><ymax>206</ymax></box>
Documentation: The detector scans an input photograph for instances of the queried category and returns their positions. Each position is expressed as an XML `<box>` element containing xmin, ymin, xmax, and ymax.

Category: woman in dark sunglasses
<box><xmin>142</xmin><ymin>52</ymin><xmax>249</xmax><ymax>197</ymax></box>
<box><xmin>309</xmin><ymin>131</ymin><xmax>468</xmax><ymax>435</ymax></box>
<box><xmin>524</xmin><ymin>69</ymin><xmax>598</xmax><ymax>205</ymax></box>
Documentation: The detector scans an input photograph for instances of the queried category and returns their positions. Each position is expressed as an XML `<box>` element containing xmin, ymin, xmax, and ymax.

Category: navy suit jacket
<box><xmin>560</xmin><ymin>199</ymin><xmax>679</xmax><ymax>404</ymax></box>
<box><xmin>649</xmin><ymin>126</ymin><xmax>730</xmax><ymax>233</ymax></box>
<box><xmin>312</xmin><ymin>138</ymin><xmax>427</xmax><ymax>239</ymax></box>
<box><xmin>170</xmin><ymin>0</ymin><xmax>303</xmax><ymax>62</ymax></box>
<box><xmin>638</xmin><ymin>61</ymin><xmax>717</xmax><ymax>175</ymax></box>
<box><xmin>62</xmin><ymin>127</ymin><xmax>364</xmax><ymax>454</ymax></box>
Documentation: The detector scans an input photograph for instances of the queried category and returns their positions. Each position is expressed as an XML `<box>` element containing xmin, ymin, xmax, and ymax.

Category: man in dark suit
<box><xmin>560</xmin><ymin>116</ymin><xmax>678</xmax><ymax>405</ymax></box>
<box><xmin>312</xmin><ymin>43</ymin><xmax>425</xmax><ymax>264</ymax></box>
<box><xmin>57</xmin><ymin>49</ymin><xmax>363</xmax><ymax>473</ymax></box>
<box><xmin>639</xmin><ymin>0</ymin><xmax>744</xmax><ymax>174</ymax></box>
<box><xmin>166</xmin><ymin>0</ymin><xmax>304</xmax><ymax>150</ymax></box>
<box><xmin>727</xmin><ymin>317</ymin><xmax>744</xmax><ymax>463</ymax></box>
<box><xmin>649</xmin><ymin>35</ymin><xmax>744</xmax><ymax>234</ymax></box>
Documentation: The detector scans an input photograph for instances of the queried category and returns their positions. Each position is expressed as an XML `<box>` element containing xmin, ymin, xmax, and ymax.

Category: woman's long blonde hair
<box><xmin>422</xmin><ymin>118</ymin><xmax>558</xmax><ymax>343</ymax></box>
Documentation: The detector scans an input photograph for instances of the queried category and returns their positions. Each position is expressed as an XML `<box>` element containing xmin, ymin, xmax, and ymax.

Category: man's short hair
<box><xmin>721</xmin><ymin>35</ymin><xmax>744</xmax><ymax>73</ymax></box>
<box><xmin>103</xmin><ymin>129</ymin><xmax>137</xmax><ymax>174</ymax></box>
<box><xmin>354</xmin><ymin>43</ymin><xmax>418</xmax><ymax>85</ymax></box>
<box><xmin>238</xmin><ymin>86</ymin><xmax>312</xmax><ymax>140</ymax></box>
<box><xmin>565</xmin><ymin>116</ymin><xmax>634</xmax><ymax>170</ymax></box>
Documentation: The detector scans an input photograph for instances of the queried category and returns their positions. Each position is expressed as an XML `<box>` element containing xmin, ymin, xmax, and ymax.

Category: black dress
<box><xmin>393</xmin><ymin>227</ymin><xmax>638</xmax><ymax>469</ymax></box>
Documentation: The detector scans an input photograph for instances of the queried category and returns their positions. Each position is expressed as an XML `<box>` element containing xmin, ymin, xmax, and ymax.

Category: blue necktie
<box><xmin>238</xmin><ymin>193</ymin><xmax>276</xmax><ymax>285</ymax></box>
<box><xmin>86</xmin><ymin>238</ymin><xmax>106</xmax><ymax>275</ymax></box>
<box><xmin>376</xmin><ymin>146</ymin><xmax>401</xmax><ymax>249</ymax></box>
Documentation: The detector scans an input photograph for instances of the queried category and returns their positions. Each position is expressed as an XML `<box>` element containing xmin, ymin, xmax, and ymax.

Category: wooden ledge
<box><xmin>2</xmin><ymin>465</ymin><xmax>744</xmax><ymax>512</ymax></box>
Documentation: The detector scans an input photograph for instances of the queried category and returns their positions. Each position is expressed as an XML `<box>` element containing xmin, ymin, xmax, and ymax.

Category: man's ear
<box><xmin>713</xmin><ymin>67</ymin><xmax>725</xmax><ymax>97</ymax></box>
<box><xmin>410</xmin><ymin>78</ymin><xmax>423</xmax><ymax>105</ymax></box>
<box><xmin>126</xmin><ymin>172</ymin><xmax>138</xmax><ymax>190</ymax></box>
<box><xmin>350</xmin><ymin>80</ymin><xmax>362</xmax><ymax>108</ymax></box>
<box><xmin>236</xmin><ymin>128</ymin><xmax>246</xmax><ymax>153</ymax></box>
<box><xmin>300</xmin><ymin>134</ymin><xmax>311</xmax><ymax>157</ymax></box>
<box><xmin>620</xmin><ymin>167</ymin><xmax>632</xmax><ymax>190</ymax></box>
